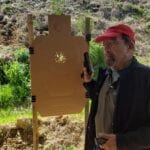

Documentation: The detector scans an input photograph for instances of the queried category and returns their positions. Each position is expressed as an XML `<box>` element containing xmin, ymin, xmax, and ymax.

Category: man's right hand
<box><xmin>83</xmin><ymin>67</ymin><xmax>92</xmax><ymax>83</ymax></box>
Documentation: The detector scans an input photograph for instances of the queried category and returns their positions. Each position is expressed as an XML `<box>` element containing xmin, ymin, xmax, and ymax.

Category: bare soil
<box><xmin>0</xmin><ymin>116</ymin><xmax>84</xmax><ymax>150</ymax></box>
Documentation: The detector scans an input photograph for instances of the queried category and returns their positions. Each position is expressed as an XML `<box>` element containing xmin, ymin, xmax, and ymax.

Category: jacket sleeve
<box><xmin>116</xmin><ymin>98</ymin><xmax>150</xmax><ymax>150</ymax></box>
<box><xmin>83</xmin><ymin>79</ymin><xmax>97</xmax><ymax>100</ymax></box>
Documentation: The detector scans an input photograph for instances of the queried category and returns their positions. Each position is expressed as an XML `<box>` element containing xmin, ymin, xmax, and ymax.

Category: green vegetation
<box><xmin>76</xmin><ymin>14</ymin><xmax>94</xmax><ymax>34</ymax></box>
<box><xmin>0</xmin><ymin>84</ymin><xmax>13</xmax><ymax>108</ymax></box>
<box><xmin>0</xmin><ymin>107</ymin><xmax>31</xmax><ymax>124</ymax></box>
<box><xmin>122</xmin><ymin>3</ymin><xmax>144</xmax><ymax>17</ymax></box>
<box><xmin>50</xmin><ymin>0</ymin><xmax>65</xmax><ymax>15</ymax></box>
<box><xmin>144</xmin><ymin>21</ymin><xmax>150</xmax><ymax>34</ymax></box>
<box><xmin>62</xmin><ymin>146</ymin><xmax>74</xmax><ymax>150</ymax></box>
<box><xmin>0</xmin><ymin>48</ymin><xmax>30</xmax><ymax>108</ymax></box>
<box><xmin>89</xmin><ymin>41</ymin><xmax>106</xmax><ymax>80</ymax></box>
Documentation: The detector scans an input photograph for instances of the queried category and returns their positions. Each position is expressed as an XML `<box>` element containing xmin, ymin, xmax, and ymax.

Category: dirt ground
<box><xmin>0</xmin><ymin>116</ymin><xmax>85</xmax><ymax>150</ymax></box>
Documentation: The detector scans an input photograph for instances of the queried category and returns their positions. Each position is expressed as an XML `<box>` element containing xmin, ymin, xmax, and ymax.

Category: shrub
<box><xmin>89</xmin><ymin>41</ymin><xmax>106</xmax><ymax>80</ymax></box>
<box><xmin>50</xmin><ymin>0</ymin><xmax>65</xmax><ymax>15</ymax></box>
<box><xmin>4</xmin><ymin>61</ymin><xmax>30</xmax><ymax>106</ymax></box>
<box><xmin>14</xmin><ymin>48</ymin><xmax>29</xmax><ymax>64</ymax></box>
<box><xmin>0</xmin><ymin>84</ymin><xmax>13</xmax><ymax>108</ymax></box>
<box><xmin>122</xmin><ymin>3</ymin><xmax>144</xmax><ymax>17</ymax></box>
<box><xmin>0</xmin><ymin>59</ymin><xmax>8</xmax><ymax>85</ymax></box>
<box><xmin>144</xmin><ymin>22</ymin><xmax>150</xmax><ymax>34</ymax></box>
<box><xmin>76</xmin><ymin>15</ymin><xmax>94</xmax><ymax>34</ymax></box>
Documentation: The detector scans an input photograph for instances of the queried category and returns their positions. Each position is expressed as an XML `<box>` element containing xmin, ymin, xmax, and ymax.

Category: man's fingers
<box><xmin>82</xmin><ymin>67</ymin><xmax>92</xmax><ymax>82</ymax></box>
<box><xmin>98</xmin><ymin>133</ymin><xmax>110</xmax><ymax>139</ymax></box>
<box><xmin>83</xmin><ymin>67</ymin><xmax>88</xmax><ymax>74</ymax></box>
<box><xmin>98</xmin><ymin>133</ymin><xmax>115</xmax><ymax>138</ymax></box>
<box><xmin>100</xmin><ymin>144</ymin><xmax>110</xmax><ymax>150</ymax></box>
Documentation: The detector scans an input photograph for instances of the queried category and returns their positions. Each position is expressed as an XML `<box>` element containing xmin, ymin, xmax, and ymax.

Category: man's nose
<box><xmin>105</xmin><ymin>47</ymin><xmax>111</xmax><ymax>53</ymax></box>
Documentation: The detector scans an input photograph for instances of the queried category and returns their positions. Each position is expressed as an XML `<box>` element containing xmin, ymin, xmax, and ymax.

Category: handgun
<box><xmin>81</xmin><ymin>52</ymin><xmax>93</xmax><ymax>78</ymax></box>
<box><xmin>84</xmin><ymin>52</ymin><xmax>93</xmax><ymax>75</ymax></box>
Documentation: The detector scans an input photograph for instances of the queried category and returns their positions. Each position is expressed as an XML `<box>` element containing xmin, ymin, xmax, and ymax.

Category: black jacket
<box><xmin>84</xmin><ymin>58</ymin><xmax>150</xmax><ymax>150</ymax></box>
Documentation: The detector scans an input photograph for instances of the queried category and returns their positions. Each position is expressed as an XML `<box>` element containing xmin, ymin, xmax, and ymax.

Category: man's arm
<box><xmin>116</xmin><ymin>126</ymin><xmax>150</xmax><ymax>150</ymax></box>
<box><xmin>116</xmin><ymin>98</ymin><xmax>150</xmax><ymax>150</ymax></box>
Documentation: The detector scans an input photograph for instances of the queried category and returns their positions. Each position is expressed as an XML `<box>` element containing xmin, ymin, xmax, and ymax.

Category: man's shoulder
<box><xmin>134</xmin><ymin>61</ymin><xmax>150</xmax><ymax>81</ymax></box>
<box><xmin>136</xmin><ymin>61</ymin><xmax>150</xmax><ymax>73</ymax></box>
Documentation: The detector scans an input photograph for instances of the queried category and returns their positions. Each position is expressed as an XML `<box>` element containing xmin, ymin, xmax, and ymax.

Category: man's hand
<box><xmin>82</xmin><ymin>67</ymin><xmax>92</xmax><ymax>82</ymax></box>
<box><xmin>98</xmin><ymin>133</ymin><xmax>117</xmax><ymax>150</ymax></box>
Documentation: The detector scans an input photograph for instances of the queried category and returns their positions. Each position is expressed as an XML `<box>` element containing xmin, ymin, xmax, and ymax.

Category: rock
<box><xmin>64</xmin><ymin>6</ymin><xmax>75</xmax><ymax>14</ymax></box>
<box><xmin>9</xmin><ymin>127</ymin><xmax>17</xmax><ymax>138</ymax></box>
<box><xmin>90</xmin><ymin>1</ymin><xmax>100</xmax><ymax>12</ymax></box>
<box><xmin>0</xmin><ymin>19</ymin><xmax>7</xmax><ymax>25</ymax></box>
<box><xmin>16</xmin><ymin>118</ymin><xmax>32</xmax><ymax>130</ymax></box>
<box><xmin>5</xmin><ymin>0</ymin><xmax>11</xmax><ymax>4</ymax></box>
<box><xmin>0</xmin><ymin>30</ymin><xmax>6</xmax><ymax>36</ymax></box>
<box><xmin>0</xmin><ymin>14</ymin><xmax>4</xmax><ymax>21</ymax></box>
<box><xmin>101</xmin><ymin>6</ymin><xmax>112</xmax><ymax>20</ymax></box>
<box><xmin>11</xmin><ymin>15</ymin><xmax>17</xmax><ymax>23</ymax></box>
<box><xmin>6</xmin><ymin>22</ymin><xmax>13</xmax><ymax>28</ymax></box>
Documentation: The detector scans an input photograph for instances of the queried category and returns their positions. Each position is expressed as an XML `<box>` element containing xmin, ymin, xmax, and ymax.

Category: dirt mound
<box><xmin>0</xmin><ymin>116</ymin><xmax>84</xmax><ymax>150</ymax></box>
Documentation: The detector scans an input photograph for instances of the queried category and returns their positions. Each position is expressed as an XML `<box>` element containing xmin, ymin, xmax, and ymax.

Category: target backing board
<box><xmin>30</xmin><ymin>15</ymin><xmax>88</xmax><ymax>116</ymax></box>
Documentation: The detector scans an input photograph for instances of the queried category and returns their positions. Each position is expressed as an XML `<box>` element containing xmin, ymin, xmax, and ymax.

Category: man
<box><xmin>83</xmin><ymin>24</ymin><xmax>150</xmax><ymax>150</ymax></box>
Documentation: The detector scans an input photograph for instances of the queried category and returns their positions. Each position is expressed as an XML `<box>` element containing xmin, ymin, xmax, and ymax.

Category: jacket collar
<box><xmin>117</xmin><ymin>56</ymin><xmax>138</xmax><ymax>77</ymax></box>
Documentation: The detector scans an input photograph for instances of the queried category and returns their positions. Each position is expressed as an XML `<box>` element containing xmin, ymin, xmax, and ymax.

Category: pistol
<box><xmin>95</xmin><ymin>137</ymin><xmax>107</xmax><ymax>150</ymax></box>
<box><xmin>81</xmin><ymin>52</ymin><xmax>93</xmax><ymax>78</ymax></box>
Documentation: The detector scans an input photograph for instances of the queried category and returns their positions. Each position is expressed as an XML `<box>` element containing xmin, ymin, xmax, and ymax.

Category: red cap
<box><xmin>95</xmin><ymin>24</ymin><xmax>135</xmax><ymax>44</ymax></box>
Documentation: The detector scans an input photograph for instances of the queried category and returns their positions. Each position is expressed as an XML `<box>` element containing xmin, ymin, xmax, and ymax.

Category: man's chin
<box><xmin>105</xmin><ymin>59</ymin><xmax>115</xmax><ymax>67</ymax></box>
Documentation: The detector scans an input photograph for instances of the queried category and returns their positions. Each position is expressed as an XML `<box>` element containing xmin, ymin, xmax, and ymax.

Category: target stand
<box><xmin>27</xmin><ymin>14</ymin><xmax>90</xmax><ymax>150</ymax></box>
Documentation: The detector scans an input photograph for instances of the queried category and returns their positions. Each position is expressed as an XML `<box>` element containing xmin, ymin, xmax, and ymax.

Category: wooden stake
<box><xmin>84</xmin><ymin>17</ymin><xmax>91</xmax><ymax>141</ymax></box>
<box><xmin>27</xmin><ymin>14</ymin><xmax>38</xmax><ymax>150</ymax></box>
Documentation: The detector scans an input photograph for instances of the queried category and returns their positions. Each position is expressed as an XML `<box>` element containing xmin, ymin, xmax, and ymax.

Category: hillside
<box><xmin>0</xmin><ymin>0</ymin><xmax>150</xmax><ymax>56</ymax></box>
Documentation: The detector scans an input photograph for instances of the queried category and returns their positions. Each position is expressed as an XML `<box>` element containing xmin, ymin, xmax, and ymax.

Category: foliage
<box><xmin>0</xmin><ymin>47</ymin><xmax>30</xmax><ymax>108</ymax></box>
<box><xmin>50</xmin><ymin>0</ymin><xmax>65</xmax><ymax>15</ymax></box>
<box><xmin>136</xmin><ymin>54</ymin><xmax>150</xmax><ymax>67</ymax></box>
<box><xmin>4</xmin><ymin>61</ymin><xmax>30</xmax><ymax>106</ymax></box>
<box><xmin>0</xmin><ymin>84</ymin><xmax>13</xmax><ymax>108</ymax></box>
<box><xmin>1</xmin><ymin>4</ymin><xmax>19</xmax><ymax>16</ymax></box>
<box><xmin>122</xmin><ymin>3</ymin><xmax>144</xmax><ymax>17</ymax></box>
<box><xmin>0</xmin><ymin>107</ymin><xmax>31</xmax><ymax>124</ymax></box>
<box><xmin>14</xmin><ymin>48</ymin><xmax>29</xmax><ymax>64</ymax></box>
<box><xmin>144</xmin><ymin>22</ymin><xmax>150</xmax><ymax>34</ymax></box>
<box><xmin>62</xmin><ymin>146</ymin><xmax>74</xmax><ymax>150</ymax></box>
<box><xmin>89</xmin><ymin>41</ymin><xmax>106</xmax><ymax>80</ymax></box>
<box><xmin>76</xmin><ymin>14</ymin><xmax>94</xmax><ymax>34</ymax></box>
<box><xmin>0</xmin><ymin>60</ymin><xmax>8</xmax><ymax>85</ymax></box>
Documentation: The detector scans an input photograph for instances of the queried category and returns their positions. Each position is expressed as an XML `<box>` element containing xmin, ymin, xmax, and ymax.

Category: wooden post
<box><xmin>84</xmin><ymin>17</ymin><xmax>91</xmax><ymax>135</ymax></box>
<box><xmin>27</xmin><ymin>14</ymin><xmax>38</xmax><ymax>150</ymax></box>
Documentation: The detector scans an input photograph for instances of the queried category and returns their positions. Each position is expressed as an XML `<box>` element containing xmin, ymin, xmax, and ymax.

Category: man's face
<box><xmin>102</xmin><ymin>35</ymin><xmax>133</xmax><ymax>70</ymax></box>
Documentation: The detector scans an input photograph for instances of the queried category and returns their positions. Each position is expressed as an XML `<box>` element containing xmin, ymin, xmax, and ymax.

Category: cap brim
<box><xmin>95</xmin><ymin>32</ymin><xmax>120</xmax><ymax>43</ymax></box>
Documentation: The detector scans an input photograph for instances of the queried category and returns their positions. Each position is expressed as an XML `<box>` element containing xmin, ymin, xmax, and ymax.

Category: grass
<box><xmin>0</xmin><ymin>107</ymin><xmax>32</xmax><ymax>124</ymax></box>
<box><xmin>0</xmin><ymin>106</ymin><xmax>86</xmax><ymax>124</ymax></box>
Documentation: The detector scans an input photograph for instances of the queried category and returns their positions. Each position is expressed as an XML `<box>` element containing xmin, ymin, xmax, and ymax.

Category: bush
<box><xmin>144</xmin><ymin>22</ymin><xmax>150</xmax><ymax>34</ymax></box>
<box><xmin>0</xmin><ymin>84</ymin><xmax>13</xmax><ymax>108</ymax></box>
<box><xmin>122</xmin><ymin>3</ymin><xmax>144</xmax><ymax>17</ymax></box>
<box><xmin>50</xmin><ymin>0</ymin><xmax>65</xmax><ymax>15</ymax></box>
<box><xmin>14</xmin><ymin>48</ymin><xmax>29</xmax><ymax>64</ymax></box>
<box><xmin>76</xmin><ymin>15</ymin><xmax>94</xmax><ymax>34</ymax></box>
<box><xmin>0</xmin><ymin>59</ymin><xmax>8</xmax><ymax>85</ymax></box>
<box><xmin>89</xmin><ymin>41</ymin><xmax>106</xmax><ymax>80</ymax></box>
<box><xmin>4</xmin><ymin>61</ymin><xmax>30</xmax><ymax>106</ymax></box>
